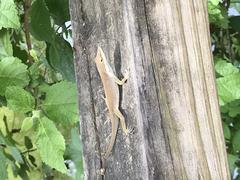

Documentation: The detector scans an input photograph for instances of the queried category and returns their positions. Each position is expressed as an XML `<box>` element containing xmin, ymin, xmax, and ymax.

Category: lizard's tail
<box><xmin>104</xmin><ymin>116</ymin><xmax>119</xmax><ymax>159</ymax></box>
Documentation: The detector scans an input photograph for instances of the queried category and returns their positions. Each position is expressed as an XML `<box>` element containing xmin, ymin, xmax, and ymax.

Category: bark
<box><xmin>70</xmin><ymin>0</ymin><xmax>230</xmax><ymax>179</ymax></box>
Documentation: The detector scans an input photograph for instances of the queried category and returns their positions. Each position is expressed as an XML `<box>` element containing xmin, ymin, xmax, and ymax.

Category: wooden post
<box><xmin>70</xmin><ymin>0</ymin><xmax>230</xmax><ymax>179</ymax></box>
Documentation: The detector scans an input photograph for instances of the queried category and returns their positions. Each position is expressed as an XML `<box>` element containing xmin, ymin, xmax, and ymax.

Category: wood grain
<box><xmin>70</xmin><ymin>0</ymin><xmax>230</xmax><ymax>179</ymax></box>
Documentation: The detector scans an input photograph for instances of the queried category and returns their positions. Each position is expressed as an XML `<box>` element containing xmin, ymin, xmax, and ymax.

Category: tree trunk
<box><xmin>70</xmin><ymin>0</ymin><xmax>230</xmax><ymax>179</ymax></box>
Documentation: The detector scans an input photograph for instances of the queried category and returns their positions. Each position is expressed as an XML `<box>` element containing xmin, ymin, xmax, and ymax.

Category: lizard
<box><xmin>95</xmin><ymin>46</ymin><xmax>129</xmax><ymax>172</ymax></box>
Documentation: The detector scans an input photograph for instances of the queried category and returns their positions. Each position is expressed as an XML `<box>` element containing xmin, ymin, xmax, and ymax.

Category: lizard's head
<box><xmin>95</xmin><ymin>47</ymin><xmax>107</xmax><ymax>70</ymax></box>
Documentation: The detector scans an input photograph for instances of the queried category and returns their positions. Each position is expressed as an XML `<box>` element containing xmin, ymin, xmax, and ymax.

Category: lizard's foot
<box><xmin>104</xmin><ymin>119</ymin><xmax>110</xmax><ymax>125</ymax></box>
<box><xmin>97</xmin><ymin>168</ymin><xmax>105</xmax><ymax>176</ymax></box>
<box><xmin>100</xmin><ymin>152</ymin><xmax>106</xmax><ymax>158</ymax></box>
<box><xmin>124</xmin><ymin>127</ymin><xmax>135</xmax><ymax>135</ymax></box>
<box><xmin>124</xmin><ymin>128</ymin><xmax>130</xmax><ymax>135</ymax></box>
<box><xmin>101</xmin><ymin>95</ymin><xmax>106</xmax><ymax>101</ymax></box>
<box><xmin>95</xmin><ymin>150</ymin><xmax>103</xmax><ymax>158</ymax></box>
<box><xmin>96</xmin><ymin>153</ymin><xmax>99</xmax><ymax>158</ymax></box>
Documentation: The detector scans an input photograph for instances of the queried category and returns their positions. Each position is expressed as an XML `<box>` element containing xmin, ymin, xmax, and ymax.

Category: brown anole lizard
<box><xmin>95</xmin><ymin>47</ymin><xmax>129</xmax><ymax>171</ymax></box>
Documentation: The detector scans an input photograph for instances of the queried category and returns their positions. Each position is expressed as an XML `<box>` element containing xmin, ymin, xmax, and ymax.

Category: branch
<box><xmin>23</xmin><ymin>0</ymin><xmax>33</xmax><ymax>64</ymax></box>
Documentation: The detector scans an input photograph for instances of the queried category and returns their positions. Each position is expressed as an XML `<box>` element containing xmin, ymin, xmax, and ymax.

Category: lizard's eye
<box><xmin>100</xmin><ymin>58</ymin><xmax>103</xmax><ymax>62</ymax></box>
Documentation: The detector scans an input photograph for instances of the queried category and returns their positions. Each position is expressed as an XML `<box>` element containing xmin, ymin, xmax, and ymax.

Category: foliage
<box><xmin>208</xmin><ymin>0</ymin><xmax>229</xmax><ymax>28</ymax></box>
<box><xmin>0</xmin><ymin>0</ymin><xmax>82</xmax><ymax>179</ymax></box>
<box><xmin>209</xmin><ymin>0</ymin><xmax>240</xmax><ymax>178</ymax></box>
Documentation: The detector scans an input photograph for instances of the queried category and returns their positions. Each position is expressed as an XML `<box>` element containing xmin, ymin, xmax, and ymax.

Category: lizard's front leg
<box><xmin>110</xmin><ymin>70</ymin><xmax>129</xmax><ymax>85</ymax></box>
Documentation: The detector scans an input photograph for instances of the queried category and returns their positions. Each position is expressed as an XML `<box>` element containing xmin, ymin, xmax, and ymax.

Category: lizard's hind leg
<box><xmin>113</xmin><ymin>108</ymin><xmax>129</xmax><ymax>135</ymax></box>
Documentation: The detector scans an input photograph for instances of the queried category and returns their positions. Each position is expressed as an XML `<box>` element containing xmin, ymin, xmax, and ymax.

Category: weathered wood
<box><xmin>70</xmin><ymin>0</ymin><xmax>230</xmax><ymax>179</ymax></box>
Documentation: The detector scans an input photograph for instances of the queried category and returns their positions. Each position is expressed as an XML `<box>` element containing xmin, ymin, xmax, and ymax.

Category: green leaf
<box><xmin>24</xmin><ymin>136</ymin><xmax>33</xmax><ymax>149</ymax></box>
<box><xmin>29</xmin><ymin>62</ymin><xmax>41</xmax><ymax>88</ymax></box>
<box><xmin>0</xmin><ymin>0</ymin><xmax>20</xmax><ymax>29</ymax></box>
<box><xmin>0</xmin><ymin>29</ymin><xmax>12</xmax><ymax>58</ymax></box>
<box><xmin>0</xmin><ymin>150</ymin><xmax>7</xmax><ymax>180</ymax></box>
<box><xmin>217</xmin><ymin>73</ymin><xmax>240</xmax><ymax>105</ymax></box>
<box><xmin>0</xmin><ymin>57</ymin><xmax>29</xmax><ymax>96</ymax></box>
<box><xmin>29</xmin><ymin>49</ymin><xmax>38</xmax><ymax>62</ymax></box>
<box><xmin>232</xmin><ymin>130</ymin><xmax>240</xmax><ymax>152</ymax></box>
<box><xmin>215</xmin><ymin>59</ymin><xmax>239</xmax><ymax>76</ymax></box>
<box><xmin>5</xmin><ymin>86</ymin><xmax>35</xmax><ymax>113</ymax></box>
<box><xmin>209</xmin><ymin>0</ymin><xmax>220</xmax><ymax>6</ymax></box>
<box><xmin>42</xmin><ymin>81</ymin><xmax>78</xmax><ymax>125</ymax></box>
<box><xmin>30</xmin><ymin>0</ymin><xmax>54</xmax><ymax>42</ymax></box>
<box><xmin>0</xmin><ymin>133</ymin><xmax>6</xmax><ymax>145</ymax></box>
<box><xmin>227</xmin><ymin>154</ymin><xmax>238</xmax><ymax>173</ymax></box>
<box><xmin>208</xmin><ymin>2</ymin><xmax>229</xmax><ymax>28</ymax></box>
<box><xmin>45</xmin><ymin>0</ymin><xmax>70</xmax><ymax>26</ymax></box>
<box><xmin>21</xmin><ymin>117</ymin><xmax>33</xmax><ymax>132</ymax></box>
<box><xmin>48</xmin><ymin>36</ymin><xmax>75</xmax><ymax>82</ymax></box>
<box><xmin>35</xmin><ymin>117</ymin><xmax>67</xmax><ymax>173</ymax></box>
<box><xmin>221</xmin><ymin>100</ymin><xmax>240</xmax><ymax>117</ymax></box>
<box><xmin>222</xmin><ymin>122</ymin><xmax>231</xmax><ymax>139</ymax></box>
<box><xmin>28</xmin><ymin>154</ymin><xmax>37</xmax><ymax>167</ymax></box>
<box><xmin>10</xmin><ymin>146</ymin><xmax>24</xmax><ymax>164</ymax></box>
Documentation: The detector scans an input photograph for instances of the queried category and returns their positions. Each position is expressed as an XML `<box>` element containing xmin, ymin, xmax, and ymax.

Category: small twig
<box><xmin>23</xmin><ymin>0</ymin><xmax>33</xmax><ymax>64</ymax></box>
<box><xmin>226</xmin><ymin>28</ymin><xmax>232</xmax><ymax>61</ymax></box>
<box><xmin>3</xmin><ymin>116</ymin><xmax>10</xmax><ymax>134</ymax></box>
<box><xmin>0</xmin><ymin>144</ymin><xmax>6</xmax><ymax>148</ymax></box>
<box><xmin>21</xmin><ymin>148</ymin><xmax>37</xmax><ymax>154</ymax></box>
<box><xmin>11</xmin><ymin>128</ymin><xmax>21</xmax><ymax>133</ymax></box>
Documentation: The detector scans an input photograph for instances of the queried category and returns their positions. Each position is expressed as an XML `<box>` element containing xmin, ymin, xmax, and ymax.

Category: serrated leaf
<box><xmin>215</xmin><ymin>59</ymin><xmax>239</xmax><ymax>76</ymax></box>
<box><xmin>0</xmin><ymin>57</ymin><xmax>29</xmax><ymax>96</ymax></box>
<box><xmin>222</xmin><ymin>122</ymin><xmax>231</xmax><ymax>139</ymax></box>
<box><xmin>21</xmin><ymin>117</ymin><xmax>33</xmax><ymax>133</ymax></box>
<box><xmin>30</xmin><ymin>0</ymin><xmax>54</xmax><ymax>42</ymax></box>
<box><xmin>42</xmin><ymin>81</ymin><xmax>78</xmax><ymax>125</ymax></box>
<box><xmin>0</xmin><ymin>150</ymin><xmax>7</xmax><ymax>180</ymax></box>
<box><xmin>0</xmin><ymin>0</ymin><xmax>20</xmax><ymax>29</ymax></box>
<box><xmin>232</xmin><ymin>130</ymin><xmax>240</xmax><ymax>152</ymax></box>
<box><xmin>0</xmin><ymin>29</ymin><xmax>12</xmax><ymax>58</ymax></box>
<box><xmin>45</xmin><ymin>0</ymin><xmax>70</xmax><ymax>26</ymax></box>
<box><xmin>228</xmin><ymin>154</ymin><xmax>238</xmax><ymax>173</ymax></box>
<box><xmin>35</xmin><ymin>117</ymin><xmax>67</xmax><ymax>173</ymax></box>
<box><xmin>48</xmin><ymin>36</ymin><xmax>75</xmax><ymax>82</ymax></box>
<box><xmin>221</xmin><ymin>100</ymin><xmax>240</xmax><ymax>117</ymax></box>
<box><xmin>217</xmin><ymin>73</ymin><xmax>240</xmax><ymax>105</ymax></box>
<box><xmin>5</xmin><ymin>86</ymin><xmax>35</xmax><ymax>113</ymax></box>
